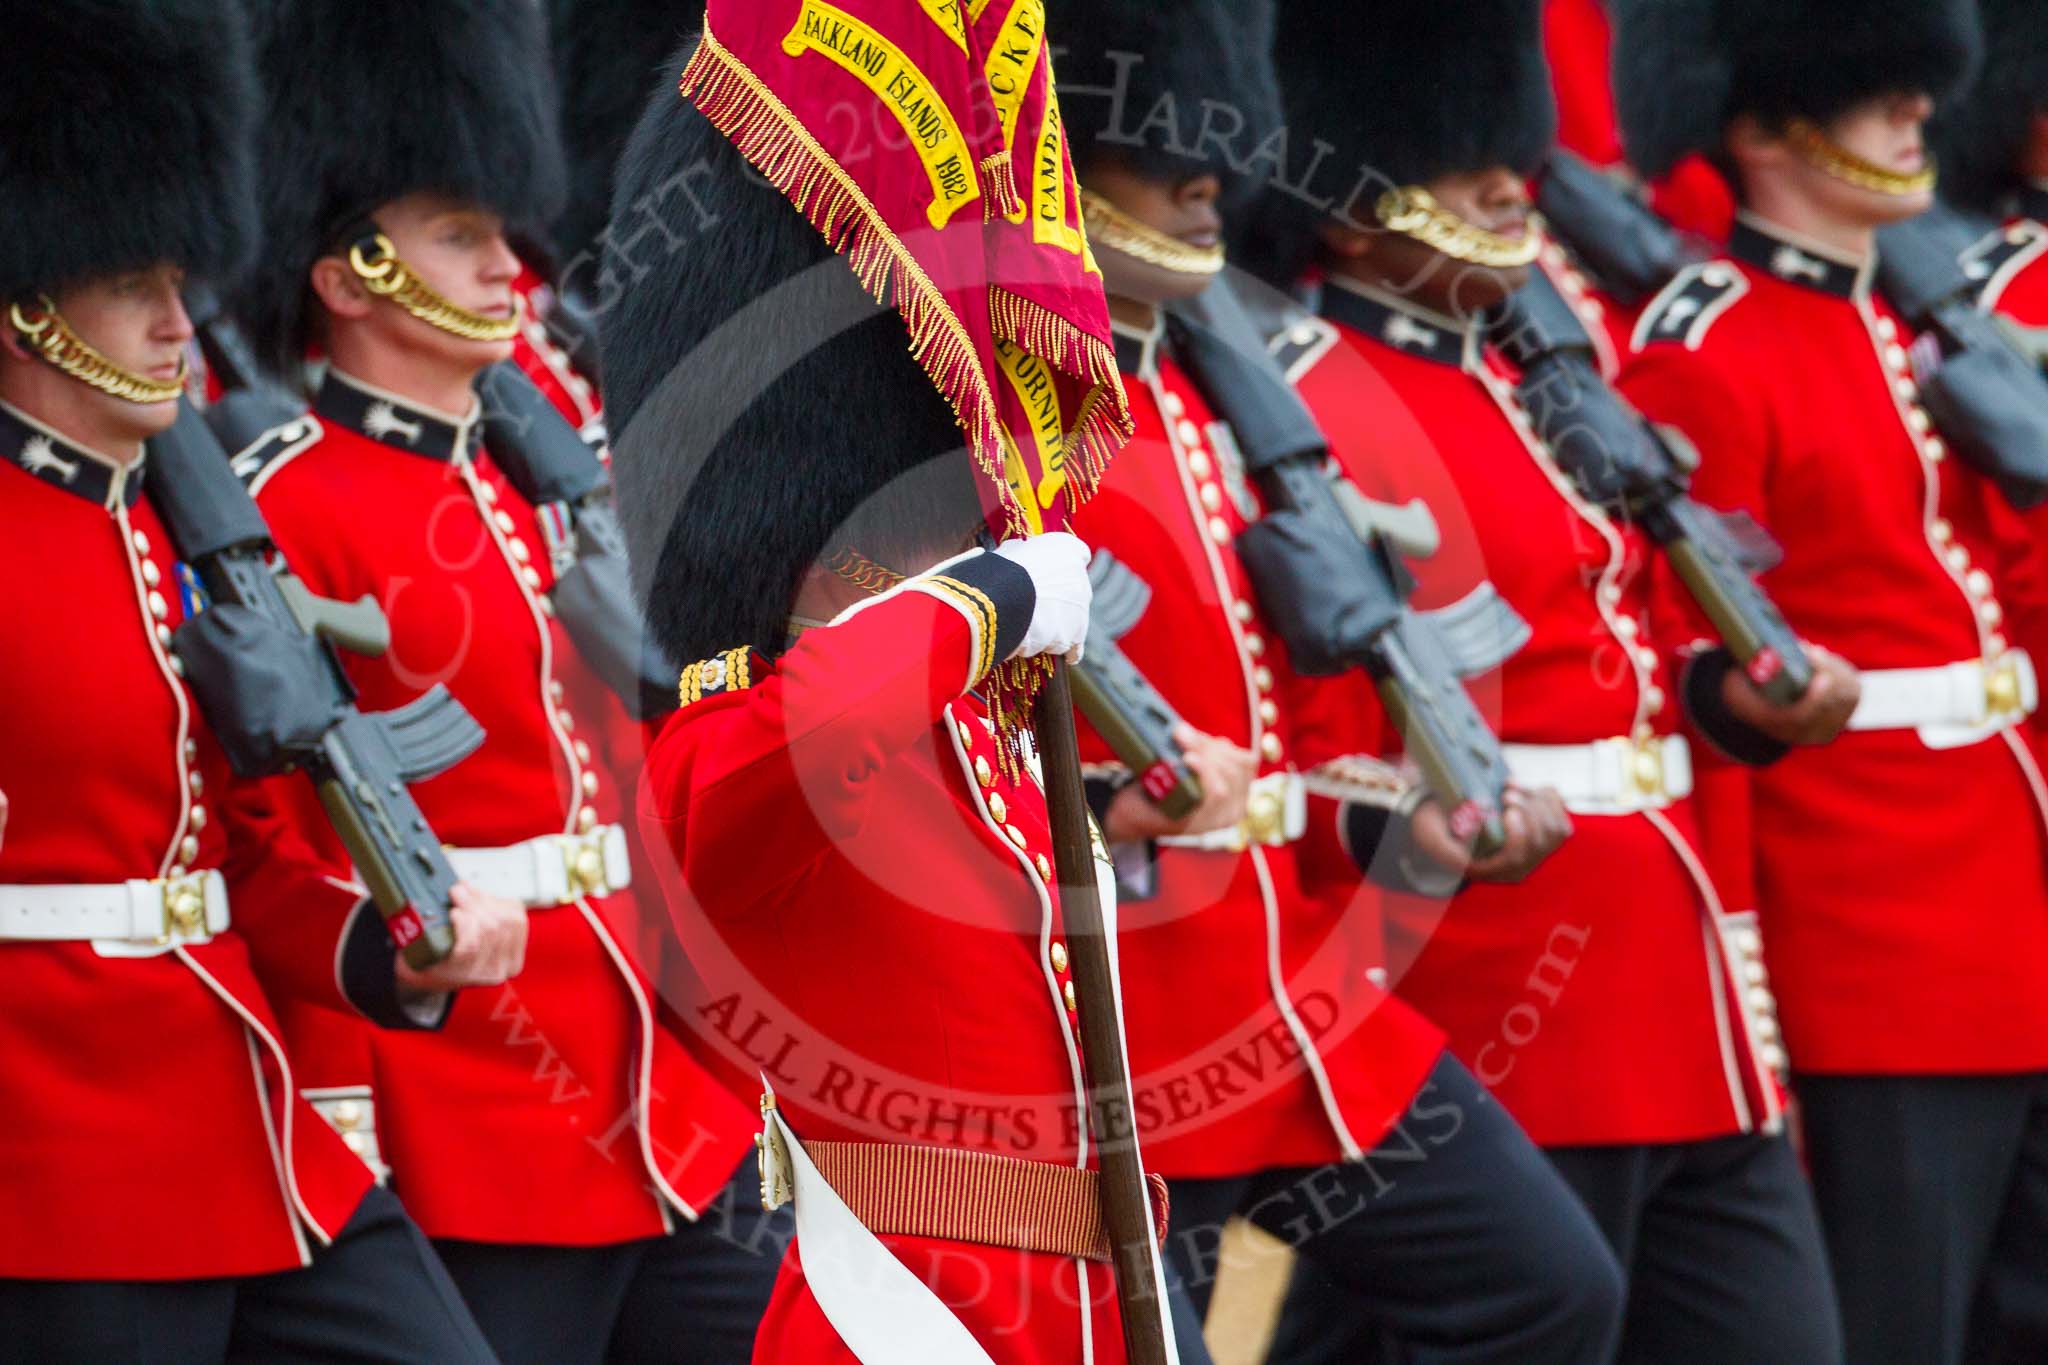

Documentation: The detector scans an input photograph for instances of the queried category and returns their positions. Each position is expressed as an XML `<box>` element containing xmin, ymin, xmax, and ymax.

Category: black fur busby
<box><xmin>0</xmin><ymin>0</ymin><xmax>259</xmax><ymax>302</ymax></box>
<box><xmin>1613</xmin><ymin>0</ymin><xmax>1983</xmax><ymax>181</ymax></box>
<box><xmin>602</xmin><ymin>43</ymin><xmax>984</xmax><ymax>666</ymax></box>
<box><xmin>1929</xmin><ymin>0</ymin><xmax>2048</xmax><ymax>213</ymax></box>
<box><xmin>1048</xmin><ymin>0</ymin><xmax>1281</xmax><ymax>200</ymax></box>
<box><xmin>547</xmin><ymin>0</ymin><xmax>705</xmax><ymax>268</ymax></box>
<box><xmin>240</xmin><ymin>0</ymin><xmax>568</xmax><ymax>379</ymax></box>
<box><xmin>1235</xmin><ymin>0</ymin><xmax>1556</xmax><ymax>287</ymax></box>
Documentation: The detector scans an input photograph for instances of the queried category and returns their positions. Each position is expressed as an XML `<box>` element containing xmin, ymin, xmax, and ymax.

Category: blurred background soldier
<box><xmin>1615</xmin><ymin>3</ymin><xmax>2048</xmax><ymax>1362</ymax></box>
<box><xmin>226</xmin><ymin>4</ymin><xmax>768</xmax><ymax>1360</ymax></box>
<box><xmin>1048</xmin><ymin>2</ymin><xmax>1625</xmax><ymax>1360</ymax></box>
<box><xmin>1247</xmin><ymin>3</ymin><xmax>1857</xmax><ymax>1360</ymax></box>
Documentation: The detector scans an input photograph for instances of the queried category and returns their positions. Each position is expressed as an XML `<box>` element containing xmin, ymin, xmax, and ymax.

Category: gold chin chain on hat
<box><xmin>1784</xmin><ymin>119</ymin><xmax>1937</xmax><ymax>197</ymax></box>
<box><xmin>1076</xmin><ymin>189</ymin><xmax>1226</xmax><ymax>278</ymax></box>
<box><xmin>6</xmin><ymin>296</ymin><xmax>188</xmax><ymax>405</ymax></box>
<box><xmin>1374</xmin><ymin>186</ymin><xmax>1543</xmax><ymax>269</ymax></box>
<box><xmin>346</xmin><ymin>232</ymin><xmax>521</xmax><ymax>343</ymax></box>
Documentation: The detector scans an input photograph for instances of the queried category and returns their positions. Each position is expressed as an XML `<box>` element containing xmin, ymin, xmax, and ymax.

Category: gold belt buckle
<box><xmin>1241</xmin><ymin>778</ymin><xmax>1289</xmax><ymax>847</ymax></box>
<box><xmin>1627</xmin><ymin>736</ymin><xmax>1667</xmax><ymax>802</ymax></box>
<box><xmin>561</xmin><ymin>830</ymin><xmax>612</xmax><ymax>899</ymax></box>
<box><xmin>159</xmin><ymin>872</ymin><xmax>209</xmax><ymax>942</ymax></box>
<box><xmin>1986</xmin><ymin>658</ymin><xmax>2025</xmax><ymax>719</ymax></box>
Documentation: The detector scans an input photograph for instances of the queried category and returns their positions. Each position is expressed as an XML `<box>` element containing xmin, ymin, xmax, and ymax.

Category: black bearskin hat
<box><xmin>547</xmin><ymin>0</ymin><xmax>705</xmax><ymax>269</ymax></box>
<box><xmin>1049</xmin><ymin>0</ymin><xmax>1280</xmax><ymax>202</ymax></box>
<box><xmin>0</xmin><ymin>0</ymin><xmax>260</xmax><ymax>302</ymax></box>
<box><xmin>601</xmin><ymin>42</ymin><xmax>985</xmax><ymax>667</ymax></box>
<box><xmin>1613</xmin><ymin>0</ymin><xmax>1983</xmax><ymax>181</ymax></box>
<box><xmin>240</xmin><ymin>0</ymin><xmax>568</xmax><ymax>380</ymax></box>
<box><xmin>1930</xmin><ymin>0</ymin><xmax>2048</xmax><ymax>213</ymax></box>
<box><xmin>1236</xmin><ymin>0</ymin><xmax>1556</xmax><ymax>287</ymax></box>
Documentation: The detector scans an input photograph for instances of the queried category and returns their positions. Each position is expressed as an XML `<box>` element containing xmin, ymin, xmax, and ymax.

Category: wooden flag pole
<box><xmin>1031</xmin><ymin>660</ymin><xmax>1174</xmax><ymax>1365</ymax></box>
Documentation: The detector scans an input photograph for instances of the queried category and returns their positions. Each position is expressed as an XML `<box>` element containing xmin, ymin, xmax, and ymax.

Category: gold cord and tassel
<box><xmin>7</xmin><ymin>297</ymin><xmax>187</xmax><ymax>405</ymax></box>
<box><xmin>1373</xmin><ymin>186</ymin><xmax>1543</xmax><ymax>269</ymax></box>
<box><xmin>347</xmin><ymin>233</ymin><xmax>522</xmax><ymax>343</ymax></box>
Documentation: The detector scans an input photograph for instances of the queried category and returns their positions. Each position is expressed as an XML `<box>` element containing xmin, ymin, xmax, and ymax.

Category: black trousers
<box><xmin>1797</xmin><ymin>1071</ymin><xmax>2048</xmax><ymax>1365</ymax></box>
<box><xmin>1168</xmin><ymin>1053</ymin><xmax>1624</xmax><ymax>1365</ymax></box>
<box><xmin>431</xmin><ymin>1154</ymin><xmax>789</xmax><ymax>1365</ymax></box>
<box><xmin>1274</xmin><ymin>1129</ymin><xmax>1841</xmax><ymax>1365</ymax></box>
<box><xmin>0</xmin><ymin>1184</ymin><xmax>494</xmax><ymax>1365</ymax></box>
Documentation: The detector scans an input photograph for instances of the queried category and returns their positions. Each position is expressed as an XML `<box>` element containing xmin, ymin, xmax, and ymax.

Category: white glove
<box><xmin>993</xmin><ymin>532</ymin><xmax>1092</xmax><ymax>664</ymax></box>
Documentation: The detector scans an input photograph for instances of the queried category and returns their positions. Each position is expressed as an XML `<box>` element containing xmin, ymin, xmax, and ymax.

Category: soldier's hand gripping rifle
<box><xmin>1490</xmin><ymin>270</ymin><xmax>1814</xmax><ymax>704</ymax></box>
<box><xmin>1169</xmin><ymin>282</ymin><xmax>1523</xmax><ymax>856</ymax></box>
<box><xmin>148</xmin><ymin>398</ymin><xmax>484</xmax><ymax>967</ymax></box>
<box><xmin>1876</xmin><ymin>204</ymin><xmax>2048</xmax><ymax>509</ymax></box>
<box><xmin>1534</xmin><ymin>149</ymin><xmax>1706</xmax><ymax>305</ymax></box>
<box><xmin>1069</xmin><ymin>551</ymin><xmax>1203</xmax><ymax>820</ymax></box>
<box><xmin>474</xmin><ymin>361</ymin><xmax>677</xmax><ymax>718</ymax></box>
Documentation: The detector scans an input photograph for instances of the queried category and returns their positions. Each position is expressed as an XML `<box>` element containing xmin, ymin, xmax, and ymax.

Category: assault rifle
<box><xmin>1876</xmin><ymin>204</ymin><xmax>2048</xmax><ymax>509</ymax></box>
<box><xmin>475</xmin><ymin>361</ymin><xmax>677</xmax><ymax>718</ymax></box>
<box><xmin>1534</xmin><ymin>149</ymin><xmax>1704</xmax><ymax>305</ymax></box>
<box><xmin>1490</xmin><ymin>269</ymin><xmax>1813</xmax><ymax>704</ymax></box>
<box><xmin>1170</xmin><ymin>282</ymin><xmax>1523</xmax><ymax>856</ymax></box>
<box><xmin>149</xmin><ymin>398</ymin><xmax>482</xmax><ymax>967</ymax></box>
<box><xmin>1070</xmin><ymin>551</ymin><xmax>1202</xmax><ymax>820</ymax></box>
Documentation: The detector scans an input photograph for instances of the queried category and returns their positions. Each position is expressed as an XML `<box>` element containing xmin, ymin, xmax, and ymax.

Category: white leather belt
<box><xmin>444</xmin><ymin>825</ymin><xmax>632</xmax><ymax>907</ymax></box>
<box><xmin>1503</xmin><ymin>735</ymin><xmax>1694</xmax><ymax>815</ymax></box>
<box><xmin>0</xmin><ymin>871</ymin><xmax>229</xmax><ymax>945</ymax></box>
<box><xmin>1158</xmin><ymin>771</ymin><xmax>1307</xmax><ymax>851</ymax></box>
<box><xmin>1848</xmin><ymin>651</ymin><xmax>2037</xmax><ymax>750</ymax></box>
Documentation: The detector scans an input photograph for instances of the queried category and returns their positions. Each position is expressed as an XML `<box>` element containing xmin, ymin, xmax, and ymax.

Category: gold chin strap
<box><xmin>1077</xmin><ymin>189</ymin><xmax>1226</xmax><ymax>278</ymax></box>
<box><xmin>7</xmin><ymin>296</ymin><xmax>188</xmax><ymax>405</ymax></box>
<box><xmin>1373</xmin><ymin>186</ymin><xmax>1543</xmax><ymax>269</ymax></box>
<box><xmin>1784</xmin><ymin>119</ymin><xmax>1938</xmax><ymax>197</ymax></box>
<box><xmin>346</xmin><ymin>232</ymin><xmax>521</xmax><ymax>343</ymax></box>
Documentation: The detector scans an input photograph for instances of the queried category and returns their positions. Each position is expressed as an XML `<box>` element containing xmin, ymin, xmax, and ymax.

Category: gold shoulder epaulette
<box><xmin>678</xmin><ymin>646</ymin><xmax>758</xmax><ymax>708</ymax></box>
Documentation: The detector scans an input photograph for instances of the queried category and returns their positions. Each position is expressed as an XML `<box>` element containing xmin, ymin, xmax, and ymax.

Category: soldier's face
<box><xmin>1807</xmin><ymin>91</ymin><xmax>1936</xmax><ymax>223</ymax></box>
<box><xmin>368</xmin><ymin>193</ymin><xmax>522</xmax><ymax>369</ymax></box>
<box><xmin>41</xmin><ymin>265</ymin><xmax>191</xmax><ymax>440</ymax></box>
<box><xmin>1323</xmin><ymin>165</ymin><xmax>1532</xmax><ymax>320</ymax></box>
<box><xmin>1083</xmin><ymin>163</ymin><xmax>1225</xmax><ymax>306</ymax></box>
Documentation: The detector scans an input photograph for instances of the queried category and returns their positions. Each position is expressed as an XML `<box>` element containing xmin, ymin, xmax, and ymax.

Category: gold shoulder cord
<box><xmin>7</xmin><ymin>296</ymin><xmax>187</xmax><ymax>405</ymax></box>
<box><xmin>1783</xmin><ymin>120</ymin><xmax>1937</xmax><ymax>197</ymax></box>
<box><xmin>347</xmin><ymin>232</ymin><xmax>522</xmax><ymax>343</ymax></box>
<box><xmin>1374</xmin><ymin>186</ymin><xmax>1543</xmax><ymax>269</ymax></box>
<box><xmin>1076</xmin><ymin>189</ymin><xmax>1227</xmax><ymax>278</ymax></box>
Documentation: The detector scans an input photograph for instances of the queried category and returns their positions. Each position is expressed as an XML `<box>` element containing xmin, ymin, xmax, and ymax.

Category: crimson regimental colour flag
<box><xmin>680</xmin><ymin>0</ymin><xmax>1131</xmax><ymax>542</ymax></box>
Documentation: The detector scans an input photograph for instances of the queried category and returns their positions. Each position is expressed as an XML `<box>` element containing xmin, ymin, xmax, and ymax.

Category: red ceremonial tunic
<box><xmin>1279</xmin><ymin>277</ymin><xmax>1783</xmax><ymax>1147</ymax></box>
<box><xmin>0</xmin><ymin>405</ymin><xmax>376</xmax><ymax>1280</ymax></box>
<box><xmin>640</xmin><ymin>561</ymin><xmax>1136</xmax><ymax>1364</ymax></box>
<box><xmin>1065</xmin><ymin>321</ymin><xmax>1445</xmax><ymax>1178</ymax></box>
<box><xmin>237</xmin><ymin>370</ymin><xmax>754</xmax><ymax>1245</ymax></box>
<box><xmin>1622</xmin><ymin>213</ymin><xmax>2048</xmax><ymax>1075</ymax></box>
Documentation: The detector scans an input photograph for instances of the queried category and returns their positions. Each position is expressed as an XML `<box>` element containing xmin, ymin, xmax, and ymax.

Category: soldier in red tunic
<box><xmin>1612</xmin><ymin>3</ymin><xmax>2048</xmax><ymax>1361</ymax></box>
<box><xmin>1246</xmin><ymin>4</ymin><xmax>1863</xmax><ymax>1360</ymax></box>
<box><xmin>0</xmin><ymin>3</ymin><xmax>513</xmax><ymax>1360</ymax></box>
<box><xmin>598</xmin><ymin>36</ymin><xmax>1177</xmax><ymax>1364</ymax></box>
<box><xmin>1048</xmin><ymin>3</ymin><xmax>1625</xmax><ymax>1361</ymax></box>
<box><xmin>227</xmin><ymin>5</ymin><xmax>774</xmax><ymax>1361</ymax></box>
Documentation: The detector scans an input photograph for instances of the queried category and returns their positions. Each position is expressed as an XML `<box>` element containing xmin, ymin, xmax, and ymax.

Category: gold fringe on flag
<box><xmin>681</xmin><ymin>26</ymin><xmax>1024</xmax><ymax>534</ymax></box>
<box><xmin>980</xmin><ymin>152</ymin><xmax>1026</xmax><ymax>223</ymax></box>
